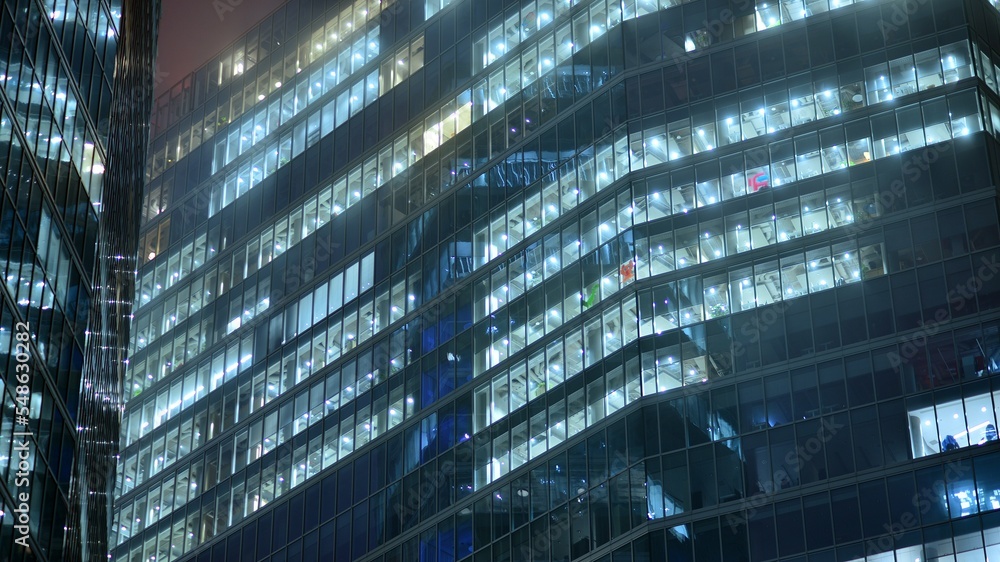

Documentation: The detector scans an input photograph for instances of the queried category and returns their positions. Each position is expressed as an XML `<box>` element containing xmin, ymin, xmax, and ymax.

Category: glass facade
<box><xmin>0</xmin><ymin>0</ymin><xmax>159</xmax><ymax>561</ymax></box>
<box><xmin>116</xmin><ymin>0</ymin><xmax>1000</xmax><ymax>561</ymax></box>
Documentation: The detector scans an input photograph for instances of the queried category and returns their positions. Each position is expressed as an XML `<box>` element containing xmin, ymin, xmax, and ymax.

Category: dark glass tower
<box><xmin>0</xmin><ymin>1</ymin><xmax>159</xmax><ymax>561</ymax></box>
<box><xmin>115</xmin><ymin>0</ymin><xmax>1000</xmax><ymax>560</ymax></box>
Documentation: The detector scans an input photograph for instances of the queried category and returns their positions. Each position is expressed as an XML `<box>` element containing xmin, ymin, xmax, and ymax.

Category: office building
<box><xmin>0</xmin><ymin>0</ymin><xmax>160</xmax><ymax>561</ymax></box>
<box><xmin>114</xmin><ymin>0</ymin><xmax>1000</xmax><ymax>560</ymax></box>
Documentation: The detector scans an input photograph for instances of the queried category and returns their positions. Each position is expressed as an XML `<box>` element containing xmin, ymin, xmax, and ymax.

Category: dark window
<box><xmin>880</xmin><ymin>400</ymin><xmax>911</xmax><ymax>465</ymax></box>
<box><xmin>845</xmin><ymin>353</ymin><xmax>875</xmax><ymax>406</ymax></box>
<box><xmin>687</xmin><ymin>57</ymin><xmax>712</xmax><ymax>101</ymax></box>
<box><xmin>830</xmin><ymin>485</ymin><xmax>863</xmax><ymax>543</ymax></box>
<box><xmin>765</xmin><ymin>373</ymin><xmax>792</xmax><ymax>427</ymax></box>
<box><xmin>742</xmin><ymin>432</ymin><xmax>770</xmax><ymax>496</ymax></box>
<box><xmin>807</xmin><ymin>20</ymin><xmax>835</xmax><ymax>66</ymax></box>
<box><xmin>785</xmin><ymin>302</ymin><xmax>813</xmax><ymax>359</ymax></box>
<box><xmin>975</xmin><ymin>452</ymin><xmax>1000</xmax><ymax>513</ymax></box>
<box><xmin>856</xmin><ymin>6</ymin><xmax>886</xmax><ymax>51</ymax></box>
<box><xmin>337</xmin><ymin>464</ymin><xmax>353</xmax><ymax>514</ymax></box>
<box><xmin>945</xmin><ymin>256</ymin><xmax>977</xmax><ymax>318</ymax></box>
<box><xmin>694</xmin><ymin>517</ymin><xmax>723</xmax><ymax>561</ymax></box>
<box><xmin>837</xmin><ymin>283</ymin><xmax>866</xmax><ymax>345</ymax></box>
<box><xmin>891</xmin><ymin>270</ymin><xmax>921</xmax><ymax>331</ymax></box>
<box><xmin>938</xmin><ymin>207</ymin><xmax>968</xmax><ymax>258</ymax></box>
<box><xmin>913</xmin><ymin>215</ymin><xmax>943</xmax><ymax>264</ymax></box>
<box><xmin>803</xmin><ymin>492</ymin><xmax>834</xmax><ymax>550</ymax></box>
<box><xmin>712</xmin><ymin>385</ymin><xmax>740</xmax><ymax>435</ymax></box>
<box><xmin>256</xmin><ymin>512</ymin><xmax>273</xmax><ymax>559</ymax></box>
<box><xmin>975</xmin><ymin>249</ymin><xmax>1000</xmax><ymax>310</ymax></box>
<box><xmin>810</xmin><ymin>291</ymin><xmax>840</xmax><ymax>352</ymax></box>
<box><xmin>783</xmin><ymin>28</ymin><xmax>810</xmax><ymax>73</ymax></box>
<box><xmin>272</xmin><ymin>502</ymin><xmax>289</xmax><ymax>550</ymax></box>
<box><xmin>859</xmin><ymin>479</ymin><xmax>889</xmax><ymax>538</ymax></box>
<box><xmin>758</xmin><ymin>306</ymin><xmax>787</xmax><ymax>365</ymax></box>
<box><xmin>775</xmin><ymin>499</ymin><xmax>806</xmax><ymax>556</ymax></box>
<box><xmin>734</xmin><ymin>43</ymin><xmax>760</xmax><ymax>87</ymax></box>
<box><xmin>967</xmin><ymin>203</ymin><xmax>1000</xmax><ymax>250</ymax></box>
<box><xmin>688</xmin><ymin>445</ymin><xmax>716</xmax><ymax>509</ymax></box>
<box><xmin>831</xmin><ymin>15</ymin><xmax>860</xmax><ymax>59</ymax></box>
<box><xmin>915</xmin><ymin>466</ymin><xmax>950</xmax><ymax>524</ymax></box>
<box><xmin>791</xmin><ymin>366</ymin><xmax>820</xmax><ymax>420</ymax></box>
<box><xmin>795</xmin><ymin>418</ymin><xmax>827</xmax><ymax>485</ymax></box>
<box><xmin>739</xmin><ymin>380</ymin><xmax>765</xmax><ymax>432</ymax></box>
<box><xmin>659</xmin><ymin>398</ymin><xmax>686</xmax><ymax>452</ymax></box>
<box><xmin>918</xmin><ymin>264</ymin><xmax>948</xmax><ymax>325</ymax></box>
<box><xmin>770</xmin><ymin>425</ymin><xmax>798</xmax><ymax>488</ymax></box>
<box><xmin>851</xmin><ymin>405</ymin><xmax>883</xmax><ymax>470</ymax></box>
<box><xmin>711</xmin><ymin>50</ymin><xmax>737</xmax><ymax>95</ymax></box>
<box><xmin>864</xmin><ymin>276</ymin><xmax>895</xmax><ymax>338</ymax></box>
<box><xmin>287</xmin><ymin>493</ymin><xmax>304</xmax><ymax>541</ymax></box>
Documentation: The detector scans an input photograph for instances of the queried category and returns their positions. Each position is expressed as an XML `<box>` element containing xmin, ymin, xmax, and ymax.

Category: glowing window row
<box><xmin>471</xmin><ymin>88</ymin><xmax>979</xmax><ymax>282</ymax></box>
<box><xmin>203</xmin><ymin>32</ymin><xmax>424</xmax><ymax>217</ymax></box>
<box><xmin>136</xmin><ymin>176</ymin><xmax>346</xmax><ymax>314</ymax></box>
<box><xmin>113</xmin><ymin>50</ymin><xmax>980</xmax><ymax>544</ymax></box>
<box><xmin>114</xmin><ymin>345</ymin><xmax>407</xmax><ymax>549</ymax></box>
<box><xmin>118</xmin><ymin>112</ymin><xmax>952</xmax><ymax>546</ymax></box>
<box><xmin>465</xmin><ymin>202</ymin><xmax>880</xmax><ymax>387</ymax></box>
<box><xmin>473</xmin><ymin>0</ymin><xmax>578</xmax><ymax>71</ymax></box>
<box><xmin>909</xmin><ymin>387</ymin><xmax>1000</xmax><ymax>460</ymax></box>
<box><xmin>146</xmin><ymin>0</ymin><xmax>390</xmax><ymax>184</ymax></box>
<box><xmin>134</xmin><ymin>35</ymin><xmax>420</xmax><ymax>309</ymax></box>
<box><xmin>468</xmin><ymin>176</ymin><xmax>875</xmax><ymax>357</ymax></box>
<box><xmin>209</xmin><ymin>28</ymin><xmax>382</xmax><ymax>175</ymax></box>
<box><xmin>976</xmin><ymin>40</ymin><xmax>1000</xmax><ymax>100</ymax></box>
<box><xmin>0</xmin><ymin>119</ymin><xmax>75</xmax><ymax>311</ymax></box>
<box><xmin>112</xmin><ymin>222</ymin><xmax>886</xmax><ymax>558</ymax></box>
<box><xmin>138</xmin><ymin>0</ymin><xmax>958</xmax><ymax>316</ymax></box>
<box><xmin>0</xmin><ymin>49</ymin><xmax>106</xmax><ymax>208</ymax></box>
<box><xmin>130</xmin><ymin>80</ymin><xmax>983</xmax><ymax>422</ymax></box>
<box><xmin>198</xmin><ymin>0</ymin><xmax>647</xmax><ymax>232</ymax></box>
<box><xmin>463</xmin><ymin>99</ymin><xmax>981</xmax><ymax>383</ymax></box>
<box><xmin>138</xmin><ymin>37</ymin><xmax>421</xmax><ymax>318</ymax></box>
<box><xmin>132</xmin><ymin>174</ymin><xmax>373</xmax><ymax>354</ymax></box>
<box><xmin>125</xmin><ymin>252</ymin><xmax>373</xmax><ymax>436</ymax></box>
<box><xmin>115</xmin><ymin>275</ymin><xmax>411</xmax><ymax>547</ymax></box>
<box><xmin>206</xmin><ymin>68</ymin><xmax>380</xmax><ymax>216</ymax></box>
<box><xmin>468</xmin><ymin>232</ymin><xmax>889</xmax><ymax>490</ymax></box>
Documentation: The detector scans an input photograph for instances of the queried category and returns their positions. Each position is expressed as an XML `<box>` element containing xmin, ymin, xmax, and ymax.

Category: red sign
<box><xmin>749</xmin><ymin>171</ymin><xmax>769</xmax><ymax>192</ymax></box>
<box><xmin>620</xmin><ymin>260</ymin><xmax>635</xmax><ymax>283</ymax></box>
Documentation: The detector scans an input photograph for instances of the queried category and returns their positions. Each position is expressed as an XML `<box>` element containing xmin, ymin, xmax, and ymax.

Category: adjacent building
<box><xmin>114</xmin><ymin>0</ymin><xmax>1000</xmax><ymax>560</ymax></box>
<box><xmin>0</xmin><ymin>0</ymin><xmax>160</xmax><ymax>561</ymax></box>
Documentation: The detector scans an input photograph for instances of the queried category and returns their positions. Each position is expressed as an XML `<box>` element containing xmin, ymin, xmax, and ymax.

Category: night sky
<box><xmin>155</xmin><ymin>0</ymin><xmax>287</xmax><ymax>98</ymax></box>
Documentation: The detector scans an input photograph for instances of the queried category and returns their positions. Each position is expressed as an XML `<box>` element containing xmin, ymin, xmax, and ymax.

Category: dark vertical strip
<box><xmin>64</xmin><ymin>1</ymin><xmax>160</xmax><ymax>560</ymax></box>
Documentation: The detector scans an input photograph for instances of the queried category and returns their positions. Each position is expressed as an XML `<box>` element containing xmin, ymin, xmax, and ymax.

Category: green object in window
<box><xmin>584</xmin><ymin>284</ymin><xmax>599</xmax><ymax>308</ymax></box>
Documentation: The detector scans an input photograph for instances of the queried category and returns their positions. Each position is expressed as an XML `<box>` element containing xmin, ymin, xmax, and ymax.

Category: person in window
<box><xmin>984</xmin><ymin>424</ymin><xmax>998</xmax><ymax>443</ymax></box>
<box><xmin>941</xmin><ymin>434</ymin><xmax>960</xmax><ymax>451</ymax></box>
